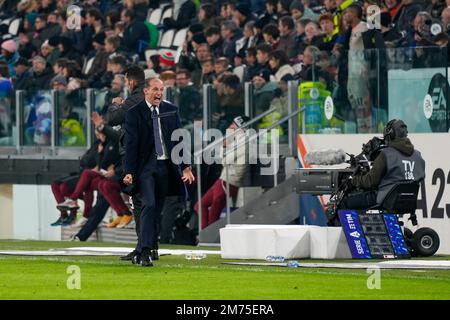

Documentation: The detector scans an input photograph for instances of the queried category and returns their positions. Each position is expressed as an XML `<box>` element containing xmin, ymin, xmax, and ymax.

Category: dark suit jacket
<box><xmin>124</xmin><ymin>99</ymin><xmax>189</xmax><ymax>196</ymax></box>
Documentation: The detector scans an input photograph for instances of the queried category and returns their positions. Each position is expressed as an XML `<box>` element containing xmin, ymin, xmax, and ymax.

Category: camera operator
<box><xmin>340</xmin><ymin>119</ymin><xmax>425</xmax><ymax>210</ymax></box>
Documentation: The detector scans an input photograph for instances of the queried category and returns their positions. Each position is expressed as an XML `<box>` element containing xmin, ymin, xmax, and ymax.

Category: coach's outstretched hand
<box><xmin>123</xmin><ymin>174</ymin><xmax>133</xmax><ymax>186</ymax></box>
<box><xmin>182</xmin><ymin>167</ymin><xmax>195</xmax><ymax>184</ymax></box>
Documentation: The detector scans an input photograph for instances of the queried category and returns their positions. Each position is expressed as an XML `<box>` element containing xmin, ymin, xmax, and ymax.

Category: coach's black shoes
<box><xmin>151</xmin><ymin>249</ymin><xmax>159</xmax><ymax>261</ymax></box>
<box><xmin>120</xmin><ymin>250</ymin><xmax>138</xmax><ymax>261</ymax></box>
<box><xmin>140</xmin><ymin>248</ymin><xmax>153</xmax><ymax>267</ymax></box>
<box><xmin>131</xmin><ymin>252</ymin><xmax>141</xmax><ymax>265</ymax></box>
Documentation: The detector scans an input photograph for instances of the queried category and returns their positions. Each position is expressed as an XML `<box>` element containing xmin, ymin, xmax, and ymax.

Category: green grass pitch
<box><xmin>0</xmin><ymin>240</ymin><xmax>449</xmax><ymax>300</ymax></box>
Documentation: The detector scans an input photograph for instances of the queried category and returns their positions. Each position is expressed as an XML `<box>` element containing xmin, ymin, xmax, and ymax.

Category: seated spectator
<box><xmin>24</xmin><ymin>55</ymin><xmax>55</xmax><ymax>92</ymax></box>
<box><xmin>93</xmin><ymin>55</ymin><xmax>126</xmax><ymax>89</ymax></box>
<box><xmin>216</xmin><ymin>73</ymin><xmax>245</xmax><ymax>131</ymax></box>
<box><xmin>50</xmin><ymin>74</ymin><xmax>67</xmax><ymax>91</ymax></box>
<box><xmin>221</xmin><ymin>20</ymin><xmax>242</xmax><ymax>62</ymax></box>
<box><xmin>13</xmin><ymin>57</ymin><xmax>31</xmax><ymax>91</ymax></box>
<box><xmin>31</xmin><ymin>14</ymin><xmax>61</xmax><ymax>51</ymax></box>
<box><xmin>0</xmin><ymin>40</ymin><xmax>20</xmax><ymax>78</ymax></box>
<box><xmin>380</xmin><ymin>12</ymin><xmax>404</xmax><ymax>46</ymax></box>
<box><xmin>105</xmin><ymin>35</ymin><xmax>122</xmax><ymax>59</ymax></box>
<box><xmin>162</xmin><ymin>0</ymin><xmax>197</xmax><ymax>30</ymax></box>
<box><xmin>86</xmin><ymin>33</ymin><xmax>109</xmax><ymax>86</ymax></box>
<box><xmin>290</xmin><ymin>1</ymin><xmax>305</xmax><ymax>24</ymax></box>
<box><xmin>278</xmin><ymin>16</ymin><xmax>297</xmax><ymax>60</ymax></box>
<box><xmin>18</xmin><ymin>31</ymin><xmax>36</xmax><ymax>60</ymax></box>
<box><xmin>244</xmin><ymin>47</ymin><xmax>259</xmax><ymax>81</ymax></box>
<box><xmin>120</xmin><ymin>8</ymin><xmax>150</xmax><ymax>60</ymax></box>
<box><xmin>194</xmin><ymin>116</ymin><xmax>250</xmax><ymax>229</ymax></box>
<box><xmin>268</xmin><ymin>50</ymin><xmax>295</xmax><ymax>82</ymax></box>
<box><xmin>57</xmin><ymin>127</ymin><xmax>133</xmax><ymax>228</ymax></box>
<box><xmin>205</xmin><ymin>26</ymin><xmax>225</xmax><ymax>58</ymax></box>
<box><xmin>277</xmin><ymin>0</ymin><xmax>292</xmax><ymax>18</ymax></box>
<box><xmin>255</xmin><ymin>43</ymin><xmax>272</xmax><ymax>74</ymax></box>
<box><xmin>50</xmin><ymin>137</ymin><xmax>99</xmax><ymax>226</ymax></box>
<box><xmin>232</xmin><ymin>2</ymin><xmax>254</xmax><ymax>29</ymax></box>
<box><xmin>175</xmin><ymin>69</ymin><xmax>202</xmax><ymax>129</ymax></box>
<box><xmin>57</xmin><ymin>36</ymin><xmax>84</xmax><ymax>69</ymax></box>
<box><xmin>198</xmin><ymin>3</ymin><xmax>221</xmax><ymax>29</ymax></box>
<box><xmin>40</xmin><ymin>39</ymin><xmax>59</xmax><ymax>66</ymax></box>
<box><xmin>236</xmin><ymin>21</ymin><xmax>257</xmax><ymax>57</ymax></box>
<box><xmin>200</xmin><ymin>58</ymin><xmax>215</xmax><ymax>85</ymax></box>
<box><xmin>262</xmin><ymin>23</ymin><xmax>280</xmax><ymax>49</ymax></box>
<box><xmin>252</xmin><ymin>69</ymin><xmax>277</xmax><ymax>116</ymax></box>
<box><xmin>145</xmin><ymin>54</ymin><xmax>162</xmax><ymax>75</ymax></box>
<box><xmin>100</xmin><ymin>74</ymin><xmax>125</xmax><ymax>116</ymax></box>
<box><xmin>214</xmin><ymin>57</ymin><xmax>230</xmax><ymax>78</ymax></box>
<box><xmin>318</xmin><ymin>13</ymin><xmax>338</xmax><ymax>52</ymax></box>
<box><xmin>52</xmin><ymin>58</ymin><xmax>68</xmax><ymax>77</ymax></box>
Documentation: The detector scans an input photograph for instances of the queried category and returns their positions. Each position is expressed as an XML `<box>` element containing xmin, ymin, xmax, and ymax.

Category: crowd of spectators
<box><xmin>1</xmin><ymin>0</ymin><xmax>450</xmax><ymax>234</ymax></box>
<box><xmin>0</xmin><ymin>0</ymin><xmax>449</xmax><ymax>137</ymax></box>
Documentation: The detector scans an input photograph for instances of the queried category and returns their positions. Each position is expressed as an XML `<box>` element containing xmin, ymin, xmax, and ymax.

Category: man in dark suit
<box><xmin>123</xmin><ymin>78</ymin><xmax>195</xmax><ymax>267</ymax></box>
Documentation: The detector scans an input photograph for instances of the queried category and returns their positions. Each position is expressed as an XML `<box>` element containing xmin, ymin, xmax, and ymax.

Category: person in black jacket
<box><xmin>24</xmin><ymin>55</ymin><xmax>55</xmax><ymax>92</ymax></box>
<box><xmin>13</xmin><ymin>57</ymin><xmax>31</xmax><ymax>90</ymax></box>
<box><xmin>162</xmin><ymin>0</ymin><xmax>197</xmax><ymax>30</ymax></box>
<box><xmin>120</xmin><ymin>9</ymin><xmax>150</xmax><ymax>61</ymax></box>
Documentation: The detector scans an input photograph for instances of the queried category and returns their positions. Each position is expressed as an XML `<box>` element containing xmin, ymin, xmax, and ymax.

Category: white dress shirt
<box><xmin>146</xmin><ymin>100</ymin><xmax>169</xmax><ymax>160</ymax></box>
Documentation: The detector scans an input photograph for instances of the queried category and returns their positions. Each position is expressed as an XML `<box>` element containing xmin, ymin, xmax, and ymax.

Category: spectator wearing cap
<box><xmin>317</xmin><ymin>13</ymin><xmax>339</xmax><ymax>52</ymax></box>
<box><xmin>175</xmin><ymin>69</ymin><xmax>202</xmax><ymax>129</ymax></box>
<box><xmin>120</xmin><ymin>9</ymin><xmax>150</xmax><ymax>60</ymax></box>
<box><xmin>24</xmin><ymin>55</ymin><xmax>55</xmax><ymax>92</ymax></box>
<box><xmin>277</xmin><ymin>0</ymin><xmax>292</xmax><ymax>18</ymax></box>
<box><xmin>50</xmin><ymin>74</ymin><xmax>68</xmax><ymax>91</ymax></box>
<box><xmin>221</xmin><ymin>20</ymin><xmax>242</xmax><ymax>63</ymax></box>
<box><xmin>205</xmin><ymin>26</ymin><xmax>225</xmax><ymax>58</ymax></box>
<box><xmin>252</xmin><ymin>68</ymin><xmax>278</xmax><ymax>116</ymax></box>
<box><xmin>278</xmin><ymin>16</ymin><xmax>297</xmax><ymax>60</ymax></box>
<box><xmin>0</xmin><ymin>40</ymin><xmax>20</xmax><ymax>78</ymax></box>
<box><xmin>262</xmin><ymin>23</ymin><xmax>280</xmax><ymax>49</ymax></box>
<box><xmin>194</xmin><ymin>115</ymin><xmax>250</xmax><ymax>229</ymax></box>
<box><xmin>14</xmin><ymin>57</ymin><xmax>31</xmax><ymax>90</ymax></box>
<box><xmin>86</xmin><ymin>32</ymin><xmax>109</xmax><ymax>86</ymax></box>
<box><xmin>268</xmin><ymin>49</ymin><xmax>295</xmax><ymax>82</ymax></box>
<box><xmin>163</xmin><ymin>0</ymin><xmax>197</xmax><ymax>30</ymax></box>
<box><xmin>160</xmin><ymin>50</ymin><xmax>176</xmax><ymax>71</ymax></box>
<box><xmin>233</xmin><ymin>2</ymin><xmax>254</xmax><ymax>29</ymax></box>
<box><xmin>290</xmin><ymin>1</ymin><xmax>305</xmax><ymax>24</ymax></box>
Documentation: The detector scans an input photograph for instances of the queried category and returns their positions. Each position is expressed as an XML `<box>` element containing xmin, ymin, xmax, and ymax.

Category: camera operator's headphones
<box><xmin>383</xmin><ymin>119</ymin><xmax>408</xmax><ymax>142</ymax></box>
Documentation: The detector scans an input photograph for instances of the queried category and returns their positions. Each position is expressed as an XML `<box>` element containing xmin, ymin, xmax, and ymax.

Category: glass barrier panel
<box><xmin>172</xmin><ymin>84</ymin><xmax>203</xmax><ymax>132</ymax></box>
<box><xmin>0</xmin><ymin>93</ymin><xmax>15</xmax><ymax>146</ymax></box>
<box><xmin>55</xmin><ymin>89</ymin><xmax>88</xmax><ymax>147</ymax></box>
<box><xmin>251</xmin><ymin>79</ymin><xmax>289</xmax><ymax>143</ymax></box>
<box><xmin>22</xmin><ymin>90</ymin><xmax>53</xmax><ymax>146</ymax></box>
<box><xmin>384</xmin><ymin>46</ymin><xmax>449</xmax><ymax>133</ymax></box>
<box><xmin>209</xmin><ymin>83</ymin><xmax>244</xmax><ymax>133</ymax></box>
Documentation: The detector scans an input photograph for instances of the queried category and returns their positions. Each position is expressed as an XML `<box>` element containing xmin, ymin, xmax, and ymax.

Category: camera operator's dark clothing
<box><xmin>347</xmin><ymin>137</ymin><xmax>425</xmax><ymax>207</ymax></box>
